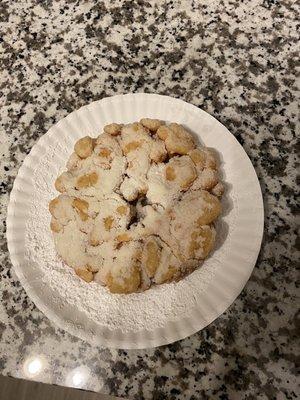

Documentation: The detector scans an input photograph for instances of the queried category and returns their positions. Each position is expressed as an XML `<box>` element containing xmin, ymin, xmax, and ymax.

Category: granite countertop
<box><xmin>0</xmin><ymin>1</ymin><xmax>298</xmax><ymax>399</ymax></box>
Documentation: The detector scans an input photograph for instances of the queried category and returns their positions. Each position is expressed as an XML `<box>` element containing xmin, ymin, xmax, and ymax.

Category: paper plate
<box><xmin>6</xmin><ymin>93</ymin><xmax>264</xmax><ymax>349</ymax></box>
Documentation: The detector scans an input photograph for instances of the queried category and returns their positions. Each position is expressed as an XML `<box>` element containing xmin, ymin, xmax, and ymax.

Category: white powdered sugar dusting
<box><xmin>7</xmin><ymin>95</ymin><xmax>264</xmax><ymax>349</ymax></box>
<box><xmin>23</xmin><ymin>127</ymin><xmax>230</xmax><ymax>335</ymax></box>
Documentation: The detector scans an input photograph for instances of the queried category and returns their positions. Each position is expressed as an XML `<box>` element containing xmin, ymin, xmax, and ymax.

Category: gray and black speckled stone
<box><xmin>0</xmin><ymin>1</ymin><xmax>299</xmax><ymax>399</ymax></box>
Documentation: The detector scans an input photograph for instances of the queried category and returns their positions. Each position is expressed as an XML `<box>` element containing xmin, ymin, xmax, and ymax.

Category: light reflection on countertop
<box><xmin>23</xmin><ymin>355</ymin><xmax>47</xmax><ymax>378</ymax></box>
<box><xmin>20</xmin><ymin>353</ymin><xmax>103</xmax><ymax>392</ymax></box>
<box><xmin>65</xmin><ymin>366</ymin><xmax>91</xmax><ymax>388</ymax></box>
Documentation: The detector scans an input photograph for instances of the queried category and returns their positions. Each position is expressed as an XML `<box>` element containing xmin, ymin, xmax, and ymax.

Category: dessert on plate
<box><xmin>49</xmin><ymin>119</ymin><xmax>223</xmax><ymax>294</ymax></box>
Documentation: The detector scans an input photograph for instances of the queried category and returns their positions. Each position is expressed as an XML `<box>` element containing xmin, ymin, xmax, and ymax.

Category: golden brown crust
<box><xmin>196</xmin><ymin>191</ymin><xmax>222</xmax><ymax>225</ymax></box>
<box><xmin>189</xmin><ymin>226</ymin><xmax>215</xmax><ymax>259</ymax></box>
<box><xmin>75</xmin><ymin>267</ymin><xmax>93</xmax><ymax>282</ymax></box>
<box><xmin>143</xmin><ymin>238</ymin><xmax>161</xmax><ymax>278</ymax></box>
<box><xmin>140</xmin><ymin>118</ymin><xmax>163</xmax><ymax>132</ymax></box>
<box><xmin>49</xmin><ymin>197</ymin><xmax>59</xmax><ymax>216</ymax></box>
<box><xmin>74</xmin><ymin>136</ymin><xmax>94</xmax><ymax>159</ymax></box>
<box><xmin>165</xmin><ymin>165</ymin><xmax>176</xmax><ymax>181</ymax></box>
<box><xmin>54</xmin><ymin>173</ymin><xmax>67</xmax><ymax>193</ymax></box>
<box><xmin>123</xmin><ymin>141</ymin><xmax>142</xmax><ymax>154</ymax></box>
<box><xmin>157</xmin><ymin>124</ymin><xmax>195</xmax><ymax>155</ymax></box>
<box><xmin>50</xmin><ymin>217</ymin><xmax>63</xmax><ymax>233</ymax></box>
<box><xmin>104</xmin><ymin>216</ymin><xmax>114</xmax><ymax>231</ymax></box>
<box><xmin>106</xmin><ymin>264</ymin><xmax>141</xmax><ymax>294</ymax></box>
<box><xmin>116</xmin><ymin>233</ymin><xmax>131</xmax><ymax>243</ymax></box>
<box><xmin>75</xmin><ymin>172</ymin><xmax>98</xmax><ymax>189</ymax></box>
<box><xmin>116</xmin><ymin>205</ymin><xmax>128</xmax><ymax>215</ymax></box>
<box><xmin>104</xmin><ymin>123</ymin><xmax>123</xmax><ymax>136</ymax></box>
<box><xmin>72</xmin><ymin>198</ymin><xmax>89</xmax><ymax>221</ymax></box>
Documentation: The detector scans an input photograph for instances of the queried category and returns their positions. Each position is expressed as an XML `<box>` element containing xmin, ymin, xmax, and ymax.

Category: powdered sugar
<box><xmin>24</xmin><ymin>134</ymin><xmax>221</xmax><ymax>333</ymax></box>
<box><xmin>7</xmin><ymin>94</ymin><xmax>264</xmax><ymax>348</ymax></box>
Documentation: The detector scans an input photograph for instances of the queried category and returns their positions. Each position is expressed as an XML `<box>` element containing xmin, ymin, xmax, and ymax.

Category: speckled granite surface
<box><xmin>0</xmin><ymin>1</ymin><xmax>299</xmax><ymax>399</ymax></box>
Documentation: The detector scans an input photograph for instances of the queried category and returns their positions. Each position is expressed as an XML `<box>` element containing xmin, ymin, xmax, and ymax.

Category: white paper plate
<box><xmin>7</xmin><ymin>93</ymin><xmax>264</xmax><ymax>349</ymax></box>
